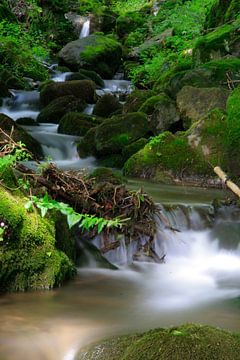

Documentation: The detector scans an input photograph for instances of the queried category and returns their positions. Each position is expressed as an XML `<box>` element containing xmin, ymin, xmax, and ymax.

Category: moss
<box><xmin>40</xmin><ymin>80</ymin><xmax>96</xmax><ymax>107</ymax></box>
<box><xmin>66</xmin><ymin>70</ymin><xmax>104</xmax><ymax>88</ymax></box>
<box><xmin>123</xmin><ymin>90</ymin><xmax>156</xmax><ymax>113</ymax></box>
<box><xmin>89</xmin><ymin>167</ymin><xmax>126</xmax><ymax>185</ymax></box>
<box><xmin>205</xmin><ymin>0</ymin><xmax>240</xmax><ymax>28</ymax></box>
<box><xmin>0</xmin><ymin>3</ymin><xmax>17</xmax><ymax>22</ymax></box>
<box><xmin>122</xmin><ymin>138</ymin><xmax>148</xmax><ymax>162</ymax></box>
<box><xmin>37</xmin><ymin>95</ymin><xmax>86</xmax><ymax>124</ymax></box>
<box><xmin>0</xmin><ymin>187</ymin><xmax>75</xmax><ymax>292</ymax></box>
<box><xmin>116</xmin><ymin>12</ymin><xmax>146</xmax><ymax>38</ymax></box>
<box><xmin>139</xmin><ymin>95</ymin><xmax>164</xmax><ymax>115</ymax></box>
<box><xmin>77</xmin><ymin>127</ymin><xmax>97</xmax><ymax>158</ymax></box>
<box><xmin>123</xmin><ymin>132</ymin><xmax>209</xmax><ymax>180</ymax></box>
<box><xmin>77</xmin><ymin>324</ymin><xmax>240</xmax><ymax>360</ymax></box>
<box><xmin>95</xmin><ymin>112</ymin><xmax>150</xmax><ymax>156</ymax></box>
<box><xmin>58</xmin><ymin>112</ymin><xmax>99</xmax><ymax>136</ymax></box>
<box><xmin>93</xmin><ymin>94</ymin><xmax>122</xmax><ymax>117</ymax></box>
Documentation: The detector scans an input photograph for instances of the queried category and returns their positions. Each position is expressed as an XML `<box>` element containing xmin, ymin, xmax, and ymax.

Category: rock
<box><xmin>139</xmin><ymin>95</ymin><xmax>164</xmax><ymax>115</ymax></box>
<box><xmin>77</xmin><ymin>127</ymin><xmax>97</xmax><ymax>158</ymax></box>
<box><xmin>193</xmin><ymin>21</ymin><xmax>240</xmax><ymax>64</ymax></box>
<box><xmin>0</xmin><ymin>114</ymin><xmax>43</xmax><ymax>158</ymax></box>
<box><xmin>37</xmin><ymin>95</ymin><xmax>86</xmax><ymax>124</ymax></box>
<box><xmin>66</xmin><ymin>69</ymin><xmax>104</xmax><ymax>87</ymax></box>
<box><xmin>122</xmin><ymin>138</ymin><xmax>148</xmax><ymax>162</ymax></box>
<box><xmin>95</xmin><ymin>112</ymin><xmax>150</xmax><ymax>156</ymax></box>
<box><xmin>58</xmin><ymin>112</ymin><xmax>99</xmax><ymax>136</ymax></box>
<box><xmin>16</xmin><ymin>118</ymin><xmax>39</xmax><ymax>126</ymax></box>
<box><xmin>123</xmin><ymin>89</ymin><xmax>155</xmax><ymax>113</ymax></box>
<box><xmin>123</xmin><ymin>131</ymin><xmax>209</xmax><ymax>181</ymax></box>
<box><xmin>58</xmin><ymin>34</ymin><xmax>122</xmax><ymax>78</ymax></box>
<box><xmin>93</xmin><ymin>94</ymin><xmax>122</xmax><ymax>117</ymax></box>
<box><xmin>149</xmin><ymin>94</ymin><xmax>180</xmax><ymax>135</ymax></box>
<box><xmin>40</xmin><ymin>80</ymin><xmax>96</xmax><ymax>107</ymax></box>
<box><xmin>76</xmin><ymin>324</ymin><xmax>240</xmax><ymax>360</ymax></box>
<box><xmin>177</xmin><ymin>86</ymin><xmax>230</xmax><ymax>129</ymax></box>
<box><xmin>0</xmin><ymin>185</ymin><xmax>75</xmax><ymax>292</ymax></box>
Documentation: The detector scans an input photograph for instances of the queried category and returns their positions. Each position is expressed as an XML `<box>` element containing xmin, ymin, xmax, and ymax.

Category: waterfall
<box><xmin>79</xmin><ymin>19</ymin><xmax>90</xmax><ymax>39</ymax></box>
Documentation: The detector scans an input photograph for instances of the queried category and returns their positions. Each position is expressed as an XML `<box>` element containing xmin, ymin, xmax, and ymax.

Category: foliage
<box><xmin>25</xmin><ymin>193</ymin><xmax>123</xmax><ymax>234</ymax></box>
<box><xmin>112</xmin><ymin>0</ymin><xmax>147</xmax><ymax>15</ymax></box>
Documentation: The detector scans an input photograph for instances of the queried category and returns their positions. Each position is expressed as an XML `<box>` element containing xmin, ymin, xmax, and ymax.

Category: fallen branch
<box><xmin>214</xmin><ymin>166</ymin><xmax>240</xmax><ymax>198</ymax></box>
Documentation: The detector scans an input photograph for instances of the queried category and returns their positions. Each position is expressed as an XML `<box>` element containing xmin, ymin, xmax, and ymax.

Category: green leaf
<box><xmin>46</xmin><ymin>251</ymin><xmax>52</xmax><ymax>257</ymax></box>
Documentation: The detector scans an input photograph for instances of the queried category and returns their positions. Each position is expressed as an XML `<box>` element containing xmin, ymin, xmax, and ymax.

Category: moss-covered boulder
<box><xmin>77</xmin><ymin>127</ymin><xmax>97</xmax><ymax>158</ymax></box>
<box><xmin>66</xmin><ymin>69</ymin><xmax>104</xmax><ymax>88</ymax></box>
<box><xmin>205</xmin><ymin>0</ymin><xmax>240</xmax><ymax>29</ymax></box>
<box><xmin>93</xmin><ymin>94</ymin><xmax>122</xmax><ymax>117</ymax></box>
<box><xmin>95</xmin><ymin>112</ymin><xmax>150</xmax><ymax>156</ymax></box>
<box><xmin>177</xmin><ymin>86</ymin><xmax>230</xmax><ymax>129</ymax></box>
<box><xmin>123</xmin><ymin>90</ymin><xmax>155</xmax><ymax>113</ymax></box>
<box><xmin>0</xmin><ymin>114</ymin><xmax>43</xmax><ymax>158</ymax></box>
<box><xmin>164</xmin><ymin>59</ymin><xmax>240</xmax><ymax>98</ymax></box>
<box><xmin>77</xmin><ymin>324</ymin><xmax>240</xmax><ymax>360</ymax></box>
<box><xmin>58</xmin><ymin>112</ymin><xmax>99</xmax><ymax>136</ymax></box>
<box><xmin>123</xmin><ymin>132</ymin><xmax>209</xmax><ymax>181</ymax></box>
<box><xmin>58</xmin><ymin>34</ymin><xmax>122</xmax><ymax>78</ymax></box>
<box><xmin>0</xmin><ymin>186</ymin><xmax>75</xmax><ymax>292</ymax></box>
<box><xmin>89</xmin><ymin>167</ymin><xmax>126</xmax><ymax>185</ymax></box>
<box><xmin>40</xmin><ymin>80</ymin><xmax>96</xmax><ymax>107</ymax></box>
<box><xmin>139</xmin><ymin>95</ymin><xmax>165</xmax><ymax>115</ymax></box>
<box><xmin>194</xmin><ymin>21</ymin><xmax>240</xmax><ymax>64</ymax></box>
<box><xmin>116</xmin><ymin>12</ymin><xmax>146</xmax><ymax>38</ymax></box>
<box><xmin>122</xmin><ymin>138</ymin><xmax>148</xmax><ymax>162</ymax></box>
<box><xmin>37</xmin><ymin>95</ymin><xmax>86</xmax><ymax>124</ymax></box>
<box><xmin>149</xmin><ymin>94</ymin><xmax>180</xmax><ymax>135</ymax></box>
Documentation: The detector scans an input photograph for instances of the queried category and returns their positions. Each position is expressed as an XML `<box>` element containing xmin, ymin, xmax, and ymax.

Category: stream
<box><xmin>1</xmin><ymin>60</ymin><xmax>240</xmax><ymax>359</ymax></box>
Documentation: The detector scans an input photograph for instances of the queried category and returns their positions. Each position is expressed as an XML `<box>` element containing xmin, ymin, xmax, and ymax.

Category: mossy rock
<box><xmin>59</xmin><ymin>34</ymin><xmax>122</xmax><ymax>78</ymax></box>
<box><xmin>149</xmin><ymin>94</ymin><xmax>180</xmax><ymax>135</ymax></box>
<box><xmin>95</xmin><ymin>112</ymin><xmax>150</xmax><ymax>156</ymax></box>
<box><xmin>0</xmin><ymin>186</ymin><xmax>75</xmax><ymax>292</ymax></box>
<box><xmin>77</xmin><ymin>324</ymin><xmax>240</xmax><ymax>360</ymax></box>
<box><xmin>193</xmin><ymin>21</ymin><xmax>240</xmax><ymax>64</ymax></box>
<box><xmin>58</xmin><ymin>112</ymin><xmax>99</xmax><ymax>136</ymax></box>
<box><xmin>225</xmin><ymin>86</ymin><xmax>240</xmax><ymax>176</ymax></box>
<box><xmin>37</xmin><ymin>95</ymin><xmax>86</xmax><ymax>124</ymax></box>
<box><xmin>0</xmin><ymin>114</ymin><xmax>43</xmax><ymax>158</ymax></box>
<box><xmin>122</xmin><ymin>138</ymin><xmax>148</xmax><ymax>162</ymax></box>
<box><xmin>116</xmin><ymin>12</ymin><xmax>146</xmax><ymax>38</ymax></box>
<box><xmin>93</xmin><ymin>94</ymin><xmax>122</xmax><ymax>117</ymax></box>
<box><xmin>176</xmin><ymin>86</ymin><xmax>230</xmax><ymax>129</ymax></box>
<box><xmin>123</xmin><ymin>90</ymin><xmax>155</xmax><ymax>113</ymax></box>
<box><xmin>205</xmin><ymin>0</ymin><xmax>240</xmax><ymax>29</ymax></box>
<box><xmin>164</xmin><ymin>59</ymin><xmax>240</xmax><ymax>98</ymax></box>
<box><xmin>123</xmin><ymin>132</ymin><xmax>210</xmax><ymax>181</ymax></box>
<box><xmin>89</xmin><ymin>167</ymin><xmax>126</xmax><ymax>185</ymax></box>
<box><xmin>139</xmin><ymin>95</ymin><xmax>165</xmax><ymax>115</ymax></box>
<box><xmin>77</xmin><ymin>127</ymin><xmax>97</xmax><ymax>158</ymax></box>
<box><xmin>66</xmin><ymin>69</ymin><xmax>104</xmax><ymax>88</ymax></box>
<box><xmin>40</xmin><ymin>80</ymin><xmax>96</xmax><ymax>107</ymax></box>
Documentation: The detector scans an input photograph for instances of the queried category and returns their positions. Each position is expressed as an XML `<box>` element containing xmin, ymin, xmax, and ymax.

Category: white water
<box><xmin>79</xmin><ymin>19</ymin><xmax>90</xmax><ymax>39</ymax></box>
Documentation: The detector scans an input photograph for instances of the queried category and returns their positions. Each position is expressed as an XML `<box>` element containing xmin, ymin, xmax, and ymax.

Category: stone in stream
<box><xmin>123</xmin><ymin>89</ymin><xmax>156</xmax><ymax>113</ymax></box>
<box><xmin>58</xmin><ymin>112</ymin><xmax>101</xmax><ymax>136</ymax></box>
<box><xmin>58</xmin><ymin>34</ymin><xmax>122</xmax><ymax>78</ymax></box>
<box><xmin>0</xmin><ymin>114</ymin><xmax>43</xmax><ymax>158</ymax></box>
<box><xmin>40</xmin><ymin>80</ymin><xmax>96</xmax><ymax>107</ymax></box>
<box><xmin>66</xmin><ymin>69</ymin><xmax>104</xmax><ymax>88</ymax></box>
<box><xmin>93</xmin><ymin>94</ymin><xmax>122</xmax><ymax>117</ymax></box>
<box><xmin>37</xmin><ymin>95</ymin><xmax>86</xmax><ymax>124</ymax></box>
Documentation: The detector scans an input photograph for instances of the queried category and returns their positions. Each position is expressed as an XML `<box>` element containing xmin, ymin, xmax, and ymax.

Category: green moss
<box><xmin>93</xmin><ymin>94</ymin><xmax>122</xmax><ymax>117</ymax></box>
<box><xmin>123</xmin><ymin>90</ymin><xmax>156</xmax><ymax>113</ymax></box>
<box><xmin>58</xmin><ymin>112</ymin><xmax>99</xmax><ymax>136</ymax></box>
<box><xmin>77</xmin><ymin>324</ymin><xmax>240</xmax><ymax>360</ymax></box>
<box><xmin>123</xmin><ymin>132</ymin><xmax>209</xmax><ymax>179</ymax></box>
<box><xmin>116</xmin><ymin>12</ymin><xmax>145</xmax><ymax>38</ymax></box>
<box><xmin>122</xmin><ymin>138</ymin><xmax>148</xmax><ymax>161</ymax></box>
<box><xmin>139</xmin><ymin>95</ymin><xmax>164</xmax><ymax>115</ymax></box>
<box><xmin>205</xmin><ymin>0</ymin><xmax>240</xmax><ymax>28</ymax></box>
<box><xmin>0</xmin><ymin>186</ymin><xmax>75</xmax><ymax>292</ymax></box>
<box><xmin>77</xmin><ymin>127</ymin><xmax>97</xmax><ymax>158</ymax></box>
<box><xmin>89</xmin><ymin>167</ymin><xmax>126</xmax><ymax>185</ymax></box>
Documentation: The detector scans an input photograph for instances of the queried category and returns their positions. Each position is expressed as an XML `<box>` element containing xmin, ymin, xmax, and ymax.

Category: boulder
<box><xmin>58</xmin><ymin>112</ymin><xmax>99</xmax><ymax>136</ymax></box>
<box><xmin>122</xmin><ymin>138</ymin><xmax>148</xmax><ymax>162</ymax></box>
<box><xmin>0</xmin><ymin>114</ymin><xmax>43</xmax><ymax>158</ymax></box>
<box><xmin>177</xmin><ymin>86</ymin><xmax>230</xmax><ymax>129</ymax></box>
<box><xmin>66</xmin><ymin>69</ymin><xmax>104</xmax><ymax>88</ymax></box>
<box><xmin>93</xmin><ymin>94</ymin><xmax>122</xmax><ymax>117</ymax></box>
<box><xmin>37</xmin><ymin>95</ymin><xmax>86</xmax><ymax>124</ymax></box>
<box><xmin>58</xmin><ymin>34</ymin><xmax>122</xmax><ymax>78</ymax></box>
<box><xmin>149</xmin><ymin>94</ymin><xmax>180</xmax><ymax>135</ymax></box>
<box><xmin>123</xmin><ymin>89</ymin><xmax>155</xmax><ymax>113</ymax></box>
<box><xmin>40</xmin><ymin>80</ymin><xmax>96</xmax><ymax>107</ymax></box>
<box><xmin>95</xmin><ymin>112</ymin><xmax>150</xmax><ymax>156</ymax></box>
<box><xmin>77</xmin><ymin>127</ymin><xmax>97</xmax><ymax>158</ymax></box>
<box><xmin>77</xmin><ymin>324</ymin><xmax>240</xmax><ymax>360</ymax></box>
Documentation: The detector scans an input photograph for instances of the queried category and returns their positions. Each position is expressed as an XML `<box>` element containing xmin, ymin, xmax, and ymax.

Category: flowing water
<box><xmin>1</xmin><ymin>71</ymin><xmax>240</xmax><ymax>360</ymax></box>
<box><xmin>79</xmin><ymin>19</ymin><xmax>90</xmax><ymax>39</ymax></box>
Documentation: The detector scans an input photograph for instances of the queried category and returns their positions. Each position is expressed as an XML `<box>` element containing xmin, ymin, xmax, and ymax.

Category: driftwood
<box><xmin>214</xmin><ymin>166</ymin><xmax>240</xmax><ymax>198</ymax></box>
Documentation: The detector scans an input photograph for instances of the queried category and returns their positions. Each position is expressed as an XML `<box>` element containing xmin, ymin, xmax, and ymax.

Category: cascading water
<box><xmin>79</xmin><ymin>18</ymin><xmax>90</xmax><ymax>39</ymax></box>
